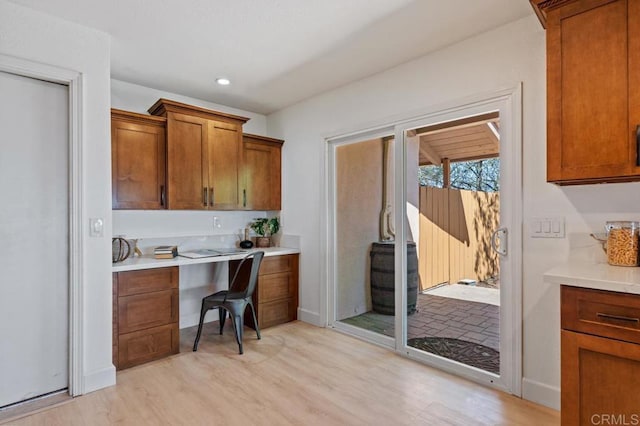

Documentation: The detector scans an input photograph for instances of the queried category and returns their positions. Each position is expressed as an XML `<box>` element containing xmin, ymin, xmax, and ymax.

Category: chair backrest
<box><xmin>228</xmin><ymin>251</ymin><xmax>264</xmax><ymax>299</ymax></box>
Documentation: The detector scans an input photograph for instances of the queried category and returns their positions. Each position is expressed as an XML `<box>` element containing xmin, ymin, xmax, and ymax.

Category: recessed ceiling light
<box><xmin>215</xmin><ymin>78</ymin><xmax>230</xmax><ymax>86</ymax></box>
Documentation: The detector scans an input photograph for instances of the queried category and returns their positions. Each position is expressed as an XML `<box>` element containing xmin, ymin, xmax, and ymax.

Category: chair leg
<box><xmin>193</xmin><ymin>301</ymin><xmax>208</xmax><ymax>352</ymax></box>
<box><xmin>248</xmin><ymin>301</ymin><xmax>261</xmax><ymax>340</ymax></box>
<box><xmin>232</xmin><ymin>314</ymin><xmax>244</xmax><ymax>355</ymax></box>
<box><xmin>218</xmin><ymin>307</ymin><xmax>226</xmax><ymax>335</ymax></box>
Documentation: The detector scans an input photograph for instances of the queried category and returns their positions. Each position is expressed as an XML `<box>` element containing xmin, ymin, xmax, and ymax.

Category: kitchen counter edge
<box><xmin>544</xmin><ymin>260</ymin><xmax>640</xmax><ymax>295</ymax></box>
<box><xmin>112</xmin><ymin>247</ymin><xmax>300</xmax><ymax>272</ymax></box>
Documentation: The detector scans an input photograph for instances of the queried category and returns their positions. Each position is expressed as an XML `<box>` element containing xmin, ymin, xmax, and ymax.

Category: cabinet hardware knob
<box><xmin>596</xmin><ymin>312</ymin><xmax>639</xmax><ymax>323</ymax></box>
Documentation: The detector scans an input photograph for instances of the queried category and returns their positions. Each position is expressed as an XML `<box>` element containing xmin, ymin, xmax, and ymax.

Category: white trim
<box><xmin>0</xmin><ymin>54</ymin><xmax>85</xmax><ymax>396</ymax></box>
<box><xmin>522</xmin><ymin>378</ymin><xmax>560</xmax><ymax>410</ymax></box>
<box><xmin>83</xmin><ymin>366</ymin><xmax>116</xmax><ymax>395</ymax></box>
<box><xmin>331</xmin><ymin>322</ymin><xmax>395</xmax><ymax>350</ymax></box>
<box><xmin>324</xmin><ymin>127</ymin><xmax>396</xmax><ymax>330</ymax></box>
<box><xmin>404</xmin><ymin>346</ymin><xmax>508</xmax><ymax>393</ymax></box>
<box><xmin>297</xmin><ymin>308</ymin><xmax>322</xmax><ymax>327</ymax></box>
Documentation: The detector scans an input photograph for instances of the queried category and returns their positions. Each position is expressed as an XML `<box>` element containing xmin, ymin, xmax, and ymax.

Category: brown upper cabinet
<box><xmin>149</xmin><ymin>99</ymin><xmax>250</xmax><ymax>209</ymax></box>
<box><xmin>532</xmin><ymin>0</ymin><xmax>640</xmax><ymax>184</ymax></box>
<box><xmin>243</xmin><ymin>134</ymin><xmax>283</xmax><ymax>211</ymax></box>
<box><xmin>111</xmin><ymin>109</ymin><xmax>167</xmax><ymax>209</ymax></box>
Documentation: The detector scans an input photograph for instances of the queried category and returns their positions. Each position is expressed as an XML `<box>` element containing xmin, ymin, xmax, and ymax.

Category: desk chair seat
<box><xmin>193</xmin><ymin>251</ymin><xmax>264</xmax><ymax>354</ymax></box>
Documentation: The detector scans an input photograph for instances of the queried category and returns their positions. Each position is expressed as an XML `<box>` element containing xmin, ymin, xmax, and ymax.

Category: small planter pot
<box><xmin>256</xmin><ymin>237</ymin><xmax>271</xmax><ymax>248</ymax></box>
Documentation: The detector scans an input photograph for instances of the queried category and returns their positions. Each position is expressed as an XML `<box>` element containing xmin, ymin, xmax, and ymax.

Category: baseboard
<box><xmin>180</xmin><ymin>309</ymin><xmax>219</xmax><ymax>329</ymax></box>
<box><xmin>83</xmin><ymin>365</ymin><xmax>116</xmax><ymax>394</ymax></box>
<box><xmin>522</xmin><ymin>377</ymin><xmax>560</xmax><ymax>410</ymax></box>
<box><xmin>297</xmin><ymin>308</ymin><xmax>322</xmax><ymax>326</ymax></box>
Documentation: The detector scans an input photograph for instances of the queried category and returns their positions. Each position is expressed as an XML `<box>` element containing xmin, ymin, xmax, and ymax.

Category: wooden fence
<box><xmin>418</xmin><ymin>186</ymin><xmax>500</xmax><ymax>291</ymax></box>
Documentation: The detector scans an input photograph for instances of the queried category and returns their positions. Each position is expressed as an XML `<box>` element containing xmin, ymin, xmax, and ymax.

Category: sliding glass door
<box><xmin>326</xmin><ymin>87</ymin><xmax>522</xmax><ymax>396</ymax></box>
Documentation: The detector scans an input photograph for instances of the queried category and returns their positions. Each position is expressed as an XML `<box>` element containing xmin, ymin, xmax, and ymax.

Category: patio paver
<box><xmin>340</xmin><ymin>292</ymin><xmax>500</xmax><ymax>351</ymax></box>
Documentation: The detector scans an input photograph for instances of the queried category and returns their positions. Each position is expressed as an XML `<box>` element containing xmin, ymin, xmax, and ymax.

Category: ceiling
<box><xmin>9</xmin><ymin>0</ymin><xmax>533</xmax><ymax>114</ymax></box>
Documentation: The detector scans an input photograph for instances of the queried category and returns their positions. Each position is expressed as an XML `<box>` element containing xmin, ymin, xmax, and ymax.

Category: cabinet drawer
<box><xmin>117</xmin><ymin>267</ymin><xmax>178</xmax><ymax>296</ymax></box>
<box><xmin>259</xmin><ymin>272</ymin><xmax>292</xmax><ymax>302</ymax></box>
<box><xmin>118</xmin><ymin>323</ymin><xmax>179</xmax><ymax>369</ymax></box>
<box><xmin>561</xmin><ymin>285</ymin><xmax>640</xmax><ymax>344</ymax></box>
<box><xmin>118</xmin><ymin>289</ymin><xmax>178</xmax><ymax>334</ymax></box>
<box><xmin>259</xmin><ymin>298</ymin><xmax>296</xmax><ymax>329</ymax></box>
<box><xmin>260</xmin><ymin>255</ymin><xmax>292</xmax><ymax>275</ymax></box>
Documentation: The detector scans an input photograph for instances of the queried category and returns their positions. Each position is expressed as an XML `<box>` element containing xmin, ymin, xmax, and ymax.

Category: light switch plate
<box><xmin>530</xmin><ymin>217</ymin><xmax>565</xmax><ymax>238</ymax></box>
<box><xmin>89</xmin><ymin>218</ymin><xmax>104</xmax><ymax>237</ymax></box>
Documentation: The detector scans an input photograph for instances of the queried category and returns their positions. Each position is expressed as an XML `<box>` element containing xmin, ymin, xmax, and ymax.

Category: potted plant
<box><xmin>251</xmin><ymin>217</ymin><xmax>280</xmax><ymax>248</ymax></box>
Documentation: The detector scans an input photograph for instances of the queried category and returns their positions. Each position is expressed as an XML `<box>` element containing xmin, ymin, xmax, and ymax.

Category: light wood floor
<box><xmin>7</xmin><ymin>321</ymin><xmax>559</xmax><ymax>425</ymax></box>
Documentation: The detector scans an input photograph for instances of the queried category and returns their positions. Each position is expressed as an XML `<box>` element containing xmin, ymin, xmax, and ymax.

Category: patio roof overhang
<box><xmin>415</xmin><ymin>111</ymin><xmax>500</xmax><ymax>166</ymax></box>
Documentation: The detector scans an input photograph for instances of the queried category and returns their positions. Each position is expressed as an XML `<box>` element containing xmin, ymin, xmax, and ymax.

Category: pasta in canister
<box><xmin>606</xmin><ymin>221</ymin><xmax>640</xmax><ymax>266</ymax></box>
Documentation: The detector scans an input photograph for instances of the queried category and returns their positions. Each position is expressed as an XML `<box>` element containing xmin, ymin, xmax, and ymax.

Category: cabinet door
<box><xmin>244</xmin><ymin>141</ymin><xmax>282</xmax><ymax>210</ymax></box>
<box><xmin>207</xmin><ymin>120</ymin><xmax>242</xmax><ymax>209</ymax></box>
<box><xmin>547</xmin><ymin>0</ymin><xmax>640</xmax><ymax>183</ymax></box>
<box><xmin>118</xmin><ymin>323</ymin><xmax>179</xmax><ymax>370</ymax></box>
<box><xmin>111</xmin><ymin>114</ymin><xmax>166</xmax><ymax>209</ymax></box>
<box><xmin>562</xmin><ymin>330</ymin><xmax>640</xmax><ymax>426</ymax></box>
<box><xmin>166</xmin><ymin>112</ymin><xmax>208</xmax><ymax>209</ymax></box>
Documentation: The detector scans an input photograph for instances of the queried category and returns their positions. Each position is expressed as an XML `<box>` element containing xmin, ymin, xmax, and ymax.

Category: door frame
<box><xmin>393</xmin><ymin>85</ymin><xmax>522</xmax><ymax>396</ymax></box>
<box><xmin>326</xmin><ymin>125</ymin><xmax>397</xmax><ymax>349</ymax></box>
<box><xmin>324</xmin><ymin>85</ymin><xmax>522</xmax><ymax>396</ymax></box>
<box><xmin>0</xmin><ymin>54</ymin><xmax>84</xmax><ymax>396</ymax></box>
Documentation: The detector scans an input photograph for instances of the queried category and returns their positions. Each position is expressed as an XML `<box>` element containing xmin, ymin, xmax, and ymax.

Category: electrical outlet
<box><xmin>213</xmin><ymin>216</ymin><xmax>221</xmax><ymax>229</ymax></box>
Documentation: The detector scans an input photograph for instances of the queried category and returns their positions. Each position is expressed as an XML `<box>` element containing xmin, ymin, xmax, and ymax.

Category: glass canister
<box><xmin>605</xmin><ymin>221</ymin><xmax>640</xmax><ymax>266</ymax></box>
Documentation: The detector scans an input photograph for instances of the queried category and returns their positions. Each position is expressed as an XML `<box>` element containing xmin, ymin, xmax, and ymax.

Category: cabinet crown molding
<box><xmin>148</xmin><ymin>98</ymin><xmax>250</xmax><ymax>125</ymax></box>
<box><xmin>530</xmin><ymin>0</ymin><xmax>580</xmax><ymax>28</ymax></box>
<box><xmin>243</xmin><ymin>133</ymin><xmax>285</xmax><ymax>147</ymax></box>
<box><xmin>111</xmin><ymin>108</ymin><xmax>166</xmax><ymax>125</ymax></box>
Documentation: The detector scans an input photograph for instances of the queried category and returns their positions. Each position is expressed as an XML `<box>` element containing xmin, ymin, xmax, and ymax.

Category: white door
<box><xmin>0</xmin><ymin>71</ymin><xmax>69</xmax><ymax>407</ymax></box>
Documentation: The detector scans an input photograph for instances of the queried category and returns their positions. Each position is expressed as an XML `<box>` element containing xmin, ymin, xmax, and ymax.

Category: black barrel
<box><xmin>370</xmin><ymin>241</ymin><xmax>418</xmax><ymax>315</ymax></box>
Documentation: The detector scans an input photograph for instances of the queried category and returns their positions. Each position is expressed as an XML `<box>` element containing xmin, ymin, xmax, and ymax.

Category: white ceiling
<box><xmin>9</xmin><ymin>0</ymin><xmax>533</xmax><ymax>114</ymax></box>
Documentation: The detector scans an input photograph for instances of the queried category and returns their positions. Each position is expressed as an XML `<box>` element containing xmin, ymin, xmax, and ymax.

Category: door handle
<box><xmin>160</xmin><ymin>185</ymin><xmax>165</xmax><ymax>207</ymax></box>
<box><xmin>209</xmin><ymin>187</ymin><xmax>214</xmax><ymax>206</ymax></box>
<box><xmin>491</xmin><ymin>227</ymin><xmax>508</xmax><ymax>256</ymax></box>
<box><xmin>243</xmin><ymin>189</ymin><xmax>247</xmax><ymax>207</ymax></box>
<box><xmin>203</xmin><ymin>187</ymin><xmax>208</xmax><ymax>206</ymax></box>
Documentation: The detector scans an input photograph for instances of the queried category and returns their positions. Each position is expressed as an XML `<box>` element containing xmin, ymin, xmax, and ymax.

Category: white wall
<box><xmin>268</xmin><ymin>15</ymin><xmax>640</xmax><ymax>409</ymax></box>
<box><xmin>0</xmin><ymin>0</ymin><xmax>114</xmax><ymax>393</ymax></box>
<box><xmin>111</xmin><ymin>79</ymin><xmax>267</xmax><ymax>135</ymax></box>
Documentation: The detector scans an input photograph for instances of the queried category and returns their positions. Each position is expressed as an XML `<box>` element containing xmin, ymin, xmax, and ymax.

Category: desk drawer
<box><xmin>260</xmin><ymin>255</ymin><xmax>292</xmax><ymax>275</ymax></box>
<box><xmin>561</xmin><ymin>285</ymin><xmax>640</xmax><ymax>344</ymax></box>
<box><xmin>259</xmin><ymin>272</ymin><xmax>292</xmax><ymax>302</ymax></box>
<box><xmin>259</xmin><ymin>298</ymin><xmax>296</xmax><ymax>329</ymax></box>
<box><xmin>117</xmin><ymin>267</ymin><xmax>178</xmax><ymax>296</ymax></box>
<box><xmin>118</xmin><ymin>323</ymin><xmax>179</xmax><ymax>369</ymax></box>
<box><xmin>118</xmin><ymin>289</ymin><xmax>178</xmax><ymax>334</ymax></box>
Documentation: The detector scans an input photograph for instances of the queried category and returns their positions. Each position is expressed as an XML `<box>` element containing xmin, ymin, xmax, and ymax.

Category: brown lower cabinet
<box><xmin>113</xmin><ymin>267</ymin><xmax>179</xmax><ymax>370</ymax></box>
<box><xmin>231</xmin><ymin>254</ymin><xmax>299</xmax><ymax>330</ymax></box>
<box><xmin>561</xmin><ymin>285</ymin><xmax>640</xmax><ymax>425</ymax></box>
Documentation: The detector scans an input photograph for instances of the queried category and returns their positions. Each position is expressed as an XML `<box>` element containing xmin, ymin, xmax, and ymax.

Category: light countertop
<box><xmin>112</xmin><ymin>247</ymin><xmax>300</xmax><ymax>272</ymax></box>
<box><xmin>544</xmin><ymin>261</ymin><xmax>640</xmax><ymax>295</ymax></box>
